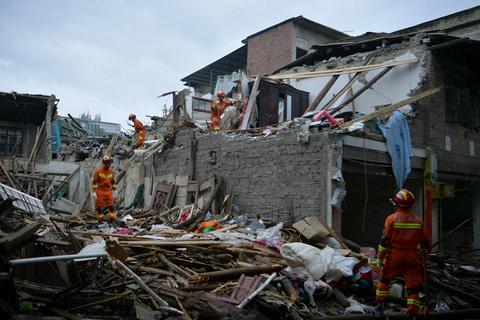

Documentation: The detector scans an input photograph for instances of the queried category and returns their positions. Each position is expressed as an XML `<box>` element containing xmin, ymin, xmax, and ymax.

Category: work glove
<box><xmin>113</xmin><ymin>190</ymin><xmax>118</xmax><ymax>199</ymax></box>
<box><xmin>92</xmin><ymin>192</ymin><xmax>97</xmax><ymax>199</ymax></box>
<box><xmin>230</xmin><ymin>100</ymin><xmax>237</xmax><ymax>105</ymax></box>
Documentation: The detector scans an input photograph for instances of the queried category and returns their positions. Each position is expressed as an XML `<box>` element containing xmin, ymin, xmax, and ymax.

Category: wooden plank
<box><xmin>317</xmin><ymin>218</ymin><xmax>349</xmax><ymax>250</ymax></box>
<box><xmin>338</xmin><ymin>86</ymin><xmax>443</xmax><ymax>129</ymax></box>
<box><xmin>302</xmin><ymin>75</ymin><xmax>339</xmax><ymax>116</ymax></box>
<box><xmin>321</xmin><ymin>56</ymin><xmax>374</xmax><ymax>112</ymax></box>
<box><xmin>0</xmin><ymin>222</ymin><xmax>41</xmax><ymax>256</ymax></box>
<box><xmin>0</xmin><ymin>161</ymin><xmax>16</xmax><ymax>189</ymax></box>
<box><xmin>328</xmin><ymin>66</ymin><xmax>393</xmax><ymax>114</ymax></box>
<box><xmin>240</xmin><ymin>77</ymin><xmax>261</xmax><ymax>130</ymax></box>
<box><xmin>119</xmin><ymin>240</ymin><xmax>218</xmax><ymax>246</ymax></box>
<box><xmin>43</xmin><ymin>167</ymin><xmax>80</xmax><ymax>204</ymax></box>
<box><xmin>266</xmin><ymin>58</ymin><xmax>420</xmax><ymax>80</ymax></box>
<box><xmin>28</xmin><ymin>121</ymin><xmax>45</xmax><ymax>164</ymax></box>
<box><xmin>9</xmin><ymin>138</ymin><xmax>22</xmax><ymax>157</ymax></box>
<box><xmin>104</xmin><ymin>133</ymin><xmax>118</xmax><ymax>156</ymax></box>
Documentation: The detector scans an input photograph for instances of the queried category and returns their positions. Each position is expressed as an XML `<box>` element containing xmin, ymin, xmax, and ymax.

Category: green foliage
<box><xmin>80</xmin><ymin>110</ymin><xmax>91</xmax><ymax>120</ymax></box>
<box><xmin>20</xmin><ymin>301</ymin><xmax>37</xmax><ymax>314</ymax></box>
<box><xmin>80</xmin><ymin>111</ymin><xmax>102</xmax><ymax>121</ymax></box>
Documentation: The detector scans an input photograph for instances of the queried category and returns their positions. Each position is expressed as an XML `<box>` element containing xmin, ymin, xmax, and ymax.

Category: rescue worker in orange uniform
<box><xmin>210</xmin><ymin>90</ymin><xmax>236</xmax><ymax>131</ymax></box>
<box><xmin>373</xmin><ymin>189</ymin><xmax>429</xmax><ymax>320</ymax></box>
<box><xmin>128</xmin><ymin>114</ymin><xmax>146</xmax><ymax>149</ymax></box>
<box><xmin>92</xmin><ymin>155</ymin><xmax>118</xmax><ymax>222</ymax></box>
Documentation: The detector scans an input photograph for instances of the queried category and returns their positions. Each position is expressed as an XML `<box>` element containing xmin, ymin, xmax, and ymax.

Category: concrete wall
<box><xmin>150</xmin><ymin>128</ymin><xmax>336</xmax><ymax>221</ymax></box>
<box><xmin>293</xmin><ymin>24</ymin><xmax>341</xmax><ymax>53</ymax></box>
<box><xmin>247</xmin><ymin>22</ymin><xmax>294</xmax><ymax>76</ymax></box>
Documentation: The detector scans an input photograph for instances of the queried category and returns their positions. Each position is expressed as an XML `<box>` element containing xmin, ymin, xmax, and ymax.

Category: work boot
<box><xmin>372</xmin><ymin>302</ymin><xmax>384</xmax><ymax>318</ymax></box>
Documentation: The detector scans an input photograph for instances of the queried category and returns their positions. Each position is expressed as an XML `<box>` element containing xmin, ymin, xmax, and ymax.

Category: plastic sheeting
<box><xmin>214</xmin><ymin>71</ymin><xmax>241</xmax><ymax>96</ymax></box>
<box><xmin>378</xmin><ymin>111</ymin><xmax>413</xmax><ymax>190</ymax></box>
<box><xmin>280</xmin><ymin>243</ymin><xmax>357</xmax><ymax>281</ymax></box>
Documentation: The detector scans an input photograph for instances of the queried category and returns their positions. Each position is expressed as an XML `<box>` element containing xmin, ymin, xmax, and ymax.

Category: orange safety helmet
<box><xmin>395</xmin><ymin>189</ymin><xmax>415</xmax><ymax>207</ymax></box>
<box><xmin>102</xmin><ymin>155</ymin><xmax>113</xmax><ymax>164</ymax></box>
<box><xmin>216</xmin><ymin>90</ymin><xmax>226</xmax><ymax>98</ymax></box>
<box><xmin>128</xmin><ymin>114</ymin><xmax>136</xmax><ymax>120</ymax></box>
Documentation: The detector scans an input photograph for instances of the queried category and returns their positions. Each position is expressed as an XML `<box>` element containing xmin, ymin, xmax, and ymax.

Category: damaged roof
<box><xmin>272</xmin><ymin>32</ymin><xmax>480</xmax><ymax>74</ymax></box>
<box><xmin>0</xmin><ymin>91</ymin><xmax>59</xmax><ymax>124</ymax></box>
<box><xmin>180</xmin><ymin>45</ymin><xmax>247</xmax><ymax>89</ymax></box>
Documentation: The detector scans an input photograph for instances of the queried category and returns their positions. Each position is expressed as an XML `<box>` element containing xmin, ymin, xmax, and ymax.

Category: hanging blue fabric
<box><xmin>378</xmin><ymin>111</ymin><xmax>413</xmax><ymax>190</ymax></box>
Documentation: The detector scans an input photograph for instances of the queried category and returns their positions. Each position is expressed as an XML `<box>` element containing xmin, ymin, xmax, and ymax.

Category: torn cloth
<box><xmin>379</xmin><ymin>111</ymin><xmax>413</xmax><ymax>190</ymax></box>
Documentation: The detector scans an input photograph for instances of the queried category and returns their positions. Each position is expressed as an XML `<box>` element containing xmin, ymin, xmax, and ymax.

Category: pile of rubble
<box><xmin>1</xmin><ymin>177</ymin><xmax>480</xmax><ymax>320</ymax></box>
<box><xmin>1</xmin><ymin>119</ymin><xmax>480</xmax><ymax>319</ymax></box>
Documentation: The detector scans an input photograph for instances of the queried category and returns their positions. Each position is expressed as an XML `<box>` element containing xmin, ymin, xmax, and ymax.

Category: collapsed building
<box><xmin>1</xmin><ymin>5</ymin><xmax>480</xmax><ymax>320</ymax></box>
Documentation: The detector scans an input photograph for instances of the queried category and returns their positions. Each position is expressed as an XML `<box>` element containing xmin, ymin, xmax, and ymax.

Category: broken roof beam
<box><xmin>188</xmin><ymin>264</ymin><xmax>283</xmax><ymax>284</ymax></box>
<box><xmin>67</xmin><ymin>113</ymin><xmax>88</xmax><ymax>135</ymax></box>
<box><xmin>321</xmin><ymin>56</ymin><xmax>374</xmax><ymax>111</ymax></box>
<box><xmin>266</xmin><ymin>58</ymin><xmax>420</xmax><ymax>80</ymax></box>
<box><xmin>104</xmin><ymin>133</ymin><xmax>118</xmax><ymax>156</ymax></box>
<box><xmin>28</xmin><ymin>121</ymin><xmax>45</xmax><ymax>164</ymax></box>
<box><xmin>337</xmin><ymin>86</ymin><xmax>443</xmax><ymax>129</ymax></box>
<box><xmin>328</xmin><ymin>66</ymin><xmax>394</xmax><ymax>114</ymax></box>
<box><xmin>0</xmin><ymin>222</ymin><xmax>41</xmax><ymax>256</ymax></box>
<box><xmin>302</xmin><ymin>75</ymin><xmax>339</xmax><ymax>116</ymax></box>
<box><xmin>0</xmin><ymin>161</ymin><xmax>16</xmax><ymax>190</ymax></box>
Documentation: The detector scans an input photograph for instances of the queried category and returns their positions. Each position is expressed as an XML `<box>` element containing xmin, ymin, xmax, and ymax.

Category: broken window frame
<box><xmin>444</xmin><ymin>72</ymin><xmax>480</xmax><ymax>129</ymax></box>
<box><xmin>192</xmin><ymin>97</ymin><xmax>212</xmax><ymax>123</ymax></box>
<box><xmin>0</xmin><ymin>126</ymin><xmax>23</xmax><ymax>156</ymax></box>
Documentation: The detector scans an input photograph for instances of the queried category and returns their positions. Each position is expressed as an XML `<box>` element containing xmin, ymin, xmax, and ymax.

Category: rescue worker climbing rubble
<box><xmin>210</xmin><ymin>90</ymin><xmax>236</xmax><ymax>131</ymax></box>
<box><xmin>373</xmin><ymin>189</ymin><xmax>430</xmax><ymax>320</ymax></box>
<box><xmin>92</xmin><ymin>155</ymin><xmax>118</xmax><ymax>223</ymax></box>
<box><xmin>128</xmin><ymin>114</ymin><xmax>146</xmax><ymax>149</ymax></box>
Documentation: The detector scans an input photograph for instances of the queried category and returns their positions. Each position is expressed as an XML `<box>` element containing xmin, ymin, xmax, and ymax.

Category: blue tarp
<box><xmin>378</xmin><ymin>111</ymin><xmax>413</xmax><ymax>190</ymax></box>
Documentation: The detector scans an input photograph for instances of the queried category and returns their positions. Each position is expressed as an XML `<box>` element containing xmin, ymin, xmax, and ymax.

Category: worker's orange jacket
<box><xmin>210</xmin><ymin>99</ymin><xmax>233</xmax><ymax>130</ymax></box>
<box><xmin>133</xmin><ymin>118</ymin><xmax>146</xmax><ymax>147</ymax></box>
<box><xmin>376</xmin><ymin>207</ymin><xmax>428</xmax><ymax>315</ymax></box>
<box><xmin>92</xmin><ymin>167</ymin><xmax>117</xmax><ymax>209</ymax></box>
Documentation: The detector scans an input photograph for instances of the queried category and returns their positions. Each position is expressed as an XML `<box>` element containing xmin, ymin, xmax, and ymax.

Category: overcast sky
<box><xmin>1</xmin><ymin>1</ymin><xmax>479</xmax><ymax>129</ymax></box>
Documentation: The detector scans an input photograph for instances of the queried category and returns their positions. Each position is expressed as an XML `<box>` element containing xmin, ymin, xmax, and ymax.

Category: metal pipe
<box><xmin>115</xmin><ymin>260</ymin><xmax>183</xmax><ymax>315</ymax></box>
<box><xmin>10</xmin><ymin>252</ymin><xmax>109</xmax><ymax>266</ymax></box>
<box><xmin>237</xmin><ymin>272</ymin><xmax>277</xmax><ymax>309</ymax></box>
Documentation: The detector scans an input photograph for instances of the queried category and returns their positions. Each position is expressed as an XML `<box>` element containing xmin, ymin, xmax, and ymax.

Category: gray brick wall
<box><xmin>410</xmin><ymin>51</ymin><xmax>480</xmax><ymax>169</ymax></box>
<box><xmin>152</xmin><ymin>129</ymin><xmax>333</xmax><ymax>221</ymax></box>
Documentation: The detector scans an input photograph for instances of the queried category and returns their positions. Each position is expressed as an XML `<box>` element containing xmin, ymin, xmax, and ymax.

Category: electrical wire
<box><xmin>454</xmin><ymin>170</ymin><xmax>480</xmax><ymax>192</ymax></box>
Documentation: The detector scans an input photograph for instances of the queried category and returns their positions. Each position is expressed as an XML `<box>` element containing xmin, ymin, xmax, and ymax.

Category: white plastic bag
<box><xmin>345</xmin><ymin>296</ymin><xmax>368</xmax><ymax>314</ymax></box>
<box><xmin>256</xmin><ymin>222</ymin><xmax>283</xmax><ymax>240</ymax></box>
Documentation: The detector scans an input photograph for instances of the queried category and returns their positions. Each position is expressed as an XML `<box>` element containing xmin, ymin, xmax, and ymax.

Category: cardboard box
<box><xmin>292</xmin><ymin>216</ymin><xmax>330</xmax><ymax>243</ymax></box>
